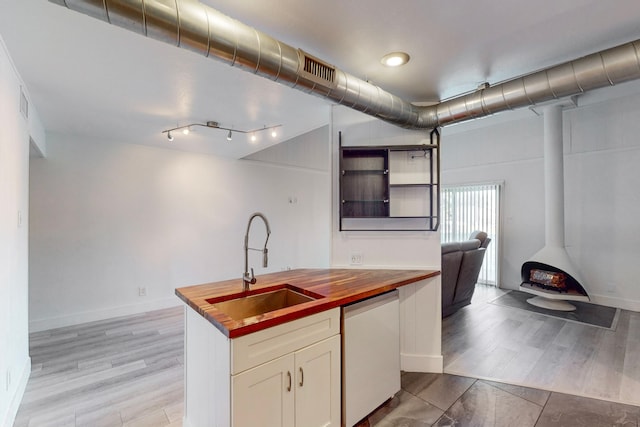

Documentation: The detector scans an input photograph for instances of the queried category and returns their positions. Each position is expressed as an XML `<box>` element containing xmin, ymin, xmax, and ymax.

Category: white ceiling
<box><xmin>1</xmin><ymin>0</ymin><xmax>640</xmax><ymax>158</ymax></box>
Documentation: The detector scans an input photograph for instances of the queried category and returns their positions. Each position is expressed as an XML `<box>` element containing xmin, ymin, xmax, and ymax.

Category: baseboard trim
<box><xmin>1</xmin><ymin>356</ymin><xmax>30</xmax><ymax>427</ymax></box>
<box><xmin>29</xmin><ymin>297</ymin><xmax>181</xmax><ymax>333</ymax></box>
<box><xmin>401</xmin><ymin>353</ymin><xmax>443</xmax><ymax>374</ymax></box>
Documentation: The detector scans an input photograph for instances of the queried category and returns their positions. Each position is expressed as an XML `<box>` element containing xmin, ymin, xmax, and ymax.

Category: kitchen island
<box><xmin>176</xmin><ymin>268</ymin><xmax>441</xmax><ymax>427</ymax></box>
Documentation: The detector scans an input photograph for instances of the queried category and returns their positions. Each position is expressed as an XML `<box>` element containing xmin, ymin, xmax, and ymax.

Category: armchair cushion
<box><xmin>441</xmin><ymin>247</ymin><xmax>463</xmax><ymax>313</ymax></box>
<box><xmin>453</xmin><ymin>247</ymin><xmax>487</xmax><ymax>304</ymax></box>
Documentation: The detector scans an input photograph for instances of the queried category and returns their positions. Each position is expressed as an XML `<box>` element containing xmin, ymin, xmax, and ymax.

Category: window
<box><xmin>441</xmin><ymin>183</ymin><xmax>501</xmax><ymax>286</ymax></box>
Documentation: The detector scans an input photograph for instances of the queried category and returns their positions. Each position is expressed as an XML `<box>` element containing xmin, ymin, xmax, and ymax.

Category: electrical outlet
<box><xmin>350</xmin><ymin>252</ymin><xmax>363</xmax><ymax>265</ymax></box>
<box><xmin>138</xmin><ymin>287</ymin><xmax>147</xmax><ymax>297</ymax></box>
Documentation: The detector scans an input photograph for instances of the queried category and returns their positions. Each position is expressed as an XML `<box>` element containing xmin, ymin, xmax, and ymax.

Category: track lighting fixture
<box><xmin>161</xmin><ymin>120</ymin><xmax>281</xmax><ymax>142</ymax></box>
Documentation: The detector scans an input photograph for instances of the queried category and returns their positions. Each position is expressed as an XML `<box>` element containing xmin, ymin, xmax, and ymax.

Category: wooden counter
<box><xmin>175</xmin><ymin>268</ymin><xmax>439</xmax><ymax>338</ymax></box>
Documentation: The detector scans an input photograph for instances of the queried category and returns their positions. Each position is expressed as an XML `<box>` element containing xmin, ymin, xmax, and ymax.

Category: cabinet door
<box><xmin>232</xmin><ymin>353</ymin><xmax>295</xmax><ymax>427</ymax></box>
<box><xmin>294</xmin><ymin>335</ymin><xmax>341</xmax><ymax>427</ymax></box>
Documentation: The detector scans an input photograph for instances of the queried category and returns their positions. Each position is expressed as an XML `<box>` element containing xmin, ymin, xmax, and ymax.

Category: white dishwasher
<box><xmin>342</xmin><ymin>290</ymin><xmax>400</xmax><ymax>426</ymax></box>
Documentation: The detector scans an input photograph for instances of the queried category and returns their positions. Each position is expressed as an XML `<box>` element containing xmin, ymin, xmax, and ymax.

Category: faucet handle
<box><xmin>250</xmin><ymin>268</ymin><xmax>257</xmax><ymax>284</ymax></box>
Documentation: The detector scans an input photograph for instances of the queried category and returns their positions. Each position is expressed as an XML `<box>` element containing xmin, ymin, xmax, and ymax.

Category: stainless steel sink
<box><xmin>209</xmin><ymin>287</ymin><xmax>317</xmax><ymax>320</ymax></box>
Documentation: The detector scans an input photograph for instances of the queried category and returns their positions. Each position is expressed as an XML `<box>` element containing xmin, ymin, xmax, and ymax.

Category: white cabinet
<box><xmin>232</xmin><ymin>351</ymin><xmax>294</xmax><ymax>427</ymax></box>
<box><xmin>183</xmin><ymin>306</ymin><xmax>341</xmax><ymax>427</ymax></box>
<box><xmin>232</xmin><ymin>335</ymin><xmax>341</xmax><ymax>427</ymax></box>
<box><xmin>294</xmin><ymin>335</ymin><xmax>341</xmax><ymax>427</ymax></box>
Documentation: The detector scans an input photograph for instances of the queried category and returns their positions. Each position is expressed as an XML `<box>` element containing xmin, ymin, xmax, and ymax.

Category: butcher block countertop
<box><xmin>175</xmin><ymin>268</ymin><xmax>439</xmax><ymax>338</ymax></box>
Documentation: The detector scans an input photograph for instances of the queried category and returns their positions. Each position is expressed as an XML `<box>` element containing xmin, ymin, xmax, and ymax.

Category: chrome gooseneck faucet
<box><xmin>243</xmin><ymin>212</ymin><xmax>271</xmax><ymax>291</ymax></box>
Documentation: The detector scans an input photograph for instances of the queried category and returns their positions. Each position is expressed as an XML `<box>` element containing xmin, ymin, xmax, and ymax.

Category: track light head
<box><xmin>167</xmin><ymin>131</ymin><xmax>173</xmax><ymax>142</ymax></box>
<box><xmin>227</xmin><ymin>130</ymin><xmax>232</xmax><ymax>141</ymax></box>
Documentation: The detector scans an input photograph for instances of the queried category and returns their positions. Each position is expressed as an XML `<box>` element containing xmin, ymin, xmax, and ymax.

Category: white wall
<box><xmin>29</xmin><ymin>131</ymin><xmax>331</xmax><ymax>331</ymax></box>
<box><xmin>330</xmin><ymin>106</ymin><xmax>442</xmax><ymax>373</ymax></box>
<box><xmin>244</xmin><ymin>125</ymin><xmax>330</xmax><ymax>172</ymax></box>
<box><xmin>330</xmin><ymin>106</ymin><xmax>441</xmax><ymax>269</ymax></box>
<box><xmin>441</xmin><ymin>82</ymin><xmax>640</xmax><ymax>311</ymax></box>
<box><xmin>0</xmin><ymin>37</ymin><xmax>44</xmax><ymax>427</ymax></box>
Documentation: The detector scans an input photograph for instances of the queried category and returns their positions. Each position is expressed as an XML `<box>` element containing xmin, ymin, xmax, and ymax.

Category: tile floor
<box><xmin>357</xmin><ymin>372</ymin><xmax>640</xmax><ymax>426</ymax></box>
<box><xmin>13</xmin><ymin>302</ymin><xmax>640</xmax><ymax>426</ymax></box>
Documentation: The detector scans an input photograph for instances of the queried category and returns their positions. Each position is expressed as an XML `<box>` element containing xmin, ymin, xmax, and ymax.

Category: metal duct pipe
<box><xmin>436</xmin><ymin>41</ymin><xmax>640</xmax><ymax>126</ymax></box>
<box><xmin>50</xmin><ymin>0</ymin><xmax>640</xmax><ymax>129</ymax></box>
<box><xmin>49</xmin><ymin>0</ymin><xmax>420</xmax><ymax>127</ymax></box>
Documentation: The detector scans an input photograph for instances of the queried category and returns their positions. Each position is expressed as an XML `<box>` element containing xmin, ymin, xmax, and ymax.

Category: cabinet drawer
<box><xmin>231</xmin><ymin>308</ymin><xmax>340</xmax><ymax>374</ymax></box>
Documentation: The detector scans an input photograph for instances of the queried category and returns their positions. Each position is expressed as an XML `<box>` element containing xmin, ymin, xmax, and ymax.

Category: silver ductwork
<box><xmin>50</xmin><ymin>0</ymin><xmax>640</xmax><ymax>129</ymax></box>
<box><xmin>437</xmin><ymin>41</ymin><xmax>640</xmax><ymax>126</ymax></box>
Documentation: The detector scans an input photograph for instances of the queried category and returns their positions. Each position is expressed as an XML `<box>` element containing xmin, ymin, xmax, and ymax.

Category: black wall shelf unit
<box><xmin>339</xmin><ymin>129</ymin><xmax>440</xmax><ymax>231</ymax></box>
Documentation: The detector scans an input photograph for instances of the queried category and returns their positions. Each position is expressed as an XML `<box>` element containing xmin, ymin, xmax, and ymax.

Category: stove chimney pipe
<box><xmin>543</xmin><ymin>104</ymin><xmax>566</xmax><ymax>248</ymax></box>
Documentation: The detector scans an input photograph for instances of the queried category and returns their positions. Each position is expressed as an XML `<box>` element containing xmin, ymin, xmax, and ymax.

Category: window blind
<box><xmin>441</xmin><ymin>183</ymin><xmax>501</xmax><ymax>286</ymax></box>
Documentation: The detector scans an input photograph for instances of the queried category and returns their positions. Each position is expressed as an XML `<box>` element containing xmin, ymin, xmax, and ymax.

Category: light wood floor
<box><xmin>443</xmin><ymin>285</ymin><xmax>640</xmax><ymax>407</ymax></box>
<box><xmin>13</xmin><ymin>288</ymin><xmax>640</xmax><ymax>426</ymax></box>
<box><xmin>13</xmin><ymin>307</ymin><xmax>184</xmax><ymax>427</ymax></box>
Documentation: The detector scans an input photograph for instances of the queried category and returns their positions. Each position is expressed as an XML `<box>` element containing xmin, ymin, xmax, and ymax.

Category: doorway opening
<box><xmin>441</xmin><ymin>183</ymin><xmax>501</xmax><ymax>286</ymax></box>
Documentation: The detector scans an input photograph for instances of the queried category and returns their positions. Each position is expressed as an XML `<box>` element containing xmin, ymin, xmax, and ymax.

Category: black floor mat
<box><xmin>490</xmin><ymin>290</ymin><xmax>619</xmax><ymax>329</ymax></box>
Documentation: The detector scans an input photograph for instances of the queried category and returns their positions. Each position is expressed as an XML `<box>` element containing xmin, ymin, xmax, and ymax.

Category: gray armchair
<box><xmin>441</xmin><ymin>231</ymin><xmax>491</xmax><ymax>317</ymax></box>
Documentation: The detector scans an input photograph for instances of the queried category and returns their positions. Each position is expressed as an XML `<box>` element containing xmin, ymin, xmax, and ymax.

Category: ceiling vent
<box><xmin>298</xmin><ymin>50</ymin><xmax>337</xmax><ymax>89</ymax></box>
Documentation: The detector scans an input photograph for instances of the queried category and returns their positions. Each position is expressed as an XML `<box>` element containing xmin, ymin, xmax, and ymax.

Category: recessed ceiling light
<box><xmin>381</xmin><ymin>51</ymin><xmax>410</xmax><ymax>67</ymax></box>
